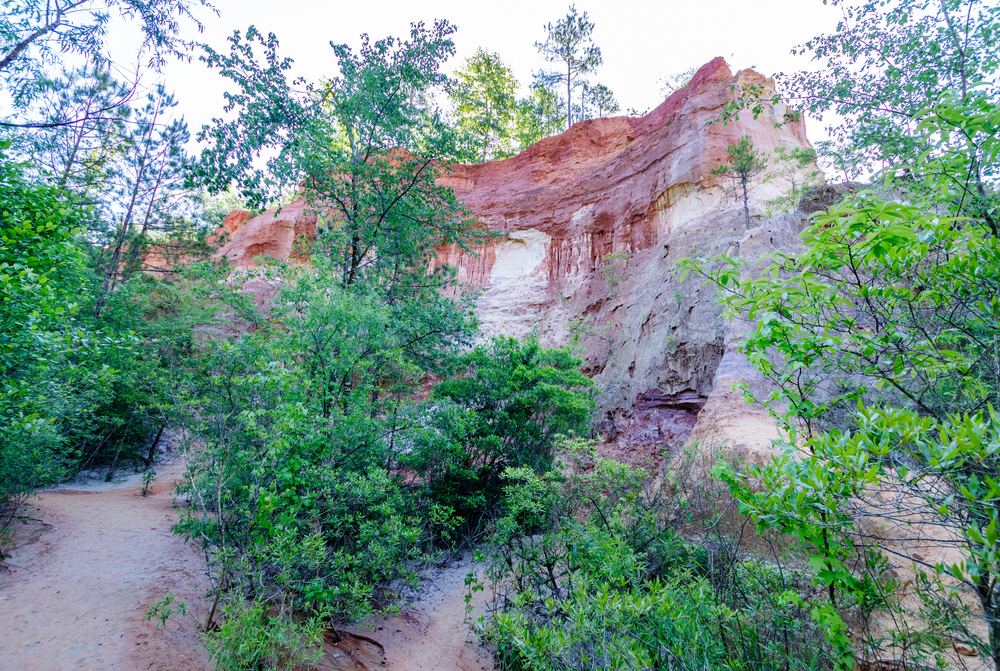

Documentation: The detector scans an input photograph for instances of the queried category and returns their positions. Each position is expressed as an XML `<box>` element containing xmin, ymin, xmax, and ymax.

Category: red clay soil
<box><xmin>0</xmin><ymin>459</ymin><xmax>212</xmax><ymax>671</ymax></box>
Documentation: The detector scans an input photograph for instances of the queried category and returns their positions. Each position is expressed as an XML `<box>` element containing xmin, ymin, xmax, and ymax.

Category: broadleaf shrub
<box><xmin>480</xmin><ymin>440</ymin><xmax>834</xmax><ymax>671</ymax></box>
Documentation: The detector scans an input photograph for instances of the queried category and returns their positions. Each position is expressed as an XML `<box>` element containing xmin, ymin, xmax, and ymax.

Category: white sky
<box><xmin>139</xmin><ymin>0</ymin><xmax>844</xmax><ymax>144</ymax></box>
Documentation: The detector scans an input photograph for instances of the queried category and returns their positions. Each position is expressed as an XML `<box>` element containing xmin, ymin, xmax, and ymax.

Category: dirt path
<box><xmin>0</xmin><ymin>449</ymin><xmax>496</xmax><ymax>671</ymax></box>
<box><xmin>0</xmin><ymin>455</ymin><xmax>212</xmax><ymax>671</ymax></box>
<box><xmin>347</xmin><ymin>555</ymin><xmax>495</xmax><ymax>671</ymax></box>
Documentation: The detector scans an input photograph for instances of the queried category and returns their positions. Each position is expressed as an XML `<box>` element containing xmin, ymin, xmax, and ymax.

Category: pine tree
<box><xmin>711</xmin><ymin>135</ymin><xmax>768</xmax><ymax>230</ymax></box>
<box><xmin>534</xmin><ymin>5</ymin><xmax>603</xmax><ymax>130</ymax></box>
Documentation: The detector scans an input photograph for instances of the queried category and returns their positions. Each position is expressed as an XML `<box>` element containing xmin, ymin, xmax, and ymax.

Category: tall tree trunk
<box><xmin>95</xmin><ymin>97</ymin><xmax>161</xmax><ymax>317</ymax></box>
<box><xmin>566</xmin><ymin>63</ymin><xmax>572</xmax><ymax>129</ymax></box>
<box><xmin>58</xmin><ymin>114</ymin><xmax>87</xmax><ymax>190</ymax></box>
<box><xmin>123</xmin><ymin>159</ymin><xmax>167</xmax><ymax>279</ymax></box>
<box><xmin>95</xmin><ymin>183</ymin><xmax>141</xmax><ymax>317</ymax></box>
<box><xmin>741</xmin><ymin>176</ymin><xmax>751</xmax><ymax>230</ymax></box>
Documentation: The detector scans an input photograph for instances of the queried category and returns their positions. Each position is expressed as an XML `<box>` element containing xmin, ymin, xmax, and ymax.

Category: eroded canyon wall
<box><xmin>215</xmin><ymin>57</ymin><xmax>818</xmax><ymax>462</ymax></box>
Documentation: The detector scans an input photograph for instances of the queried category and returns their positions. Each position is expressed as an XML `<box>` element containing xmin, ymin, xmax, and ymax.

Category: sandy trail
<box><xmin>0</xmin><ymin>448</ymin><xmax>496</xmax><ymax>671</ymax></box>
<box><xmin>348</xmin><ymin>555</ymin><xmax>494</xmax><ymax>671</ymax></box>
<box><xmin>0</xmin><ymin>455</ymin><xmax>212</xmax><ymax>671</ymax></box>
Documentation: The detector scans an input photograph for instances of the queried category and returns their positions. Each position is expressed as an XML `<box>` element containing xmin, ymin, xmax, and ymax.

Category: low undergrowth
<box><xmin>478</xmin><ymin>440</ymin><xmax>835</xmax><ymax>671</ymax></box>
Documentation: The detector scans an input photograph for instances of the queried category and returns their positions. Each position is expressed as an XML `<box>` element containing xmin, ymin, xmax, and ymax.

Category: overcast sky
<box><xmin>116</xmin><ymin>0</ymin><xmax>846</xmax><ymax>146</ymax></box>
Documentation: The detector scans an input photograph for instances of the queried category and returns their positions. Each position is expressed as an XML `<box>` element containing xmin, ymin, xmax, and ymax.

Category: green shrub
<box><xmin>174</xmin><ymin>255</ymin><xmax>476</xmax><ymax>625</ymax></box>
<box><xmin>405</xmin><ymin>337</ymin><xmax>595</xmax><ymax>530</ymax></box>
<box><xmin>480</xmin><ymin>441</ymin><xmax>833</xmax><ymax>671</ymax></box>
<box><xmin>204</xmin><ymin>599</ymin><xmax>325</xmax><ymax>671</ymax></box>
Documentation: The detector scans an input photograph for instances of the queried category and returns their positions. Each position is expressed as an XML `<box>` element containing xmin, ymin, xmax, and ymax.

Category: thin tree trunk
<box><xmin>105</xmin><ymin>440</ymin><xmax>124</xmax><ymax>482</ymax></box>
<box><xmin>144</xmin><ymin>424</ymin><xmax>165</xmax><ymax>469</ymax></box>
<box><xmin>94</xmin><ymin>97</ymin><xmax>161</xmax><ymax>317</ymax></box>
<box><xmin>95</xmin><ymin>179</ymin><xmax>141</xmax><ymax>317</ymax></box>
<box><xmin>566</xmin><ymin>62</ymin><xmax>572</xmax><ymax>129</ymax></box>
<box><xmin>124</xmin><ymin>159</ymin><xmax>167</xmax><ymax>279</ymax></box>
<box><xmin>58</xmin><ymin>112</ymin><xmax>87</xmax><ymax>190</ymax></box>
<box><xmin>742</xmin><ymin>176</ymin><xmax>751</xmax><ymax>230</ymax></box>
<box><xmin>205</xmin><ymin>552</ymin><xmax>231</xmax><ymax>631</ymax></box>
<box><xmin>937</xmin><ymin>0</ymin><xmax>968</xmax><ymax>101</ymax></box>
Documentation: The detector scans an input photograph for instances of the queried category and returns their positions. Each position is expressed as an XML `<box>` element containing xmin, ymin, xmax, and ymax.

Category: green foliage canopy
<box><xmin>448</xmin><ymin>48</ymin><xmax>519</xmax><ymax>163</ymax></box>
<box><xmin>194</xmin><ymin>22</ymin><xmax>489</xmax><ymax>294</ymax></box>
<box><xmin>0</xmin><ymin>0</ymin><xmax>215</xmax><ymax>110</ymax></box>
<box><xmin>534</xmin><ymin>4</ymin><xmax>603</xmax><ymax>129</ymax></box>
<box><xmin>514</xmin><ymin>83</ymin><xmax>566</xmax><ymax>149</ymax></box>
<box><xmin>782</xmin><ymin>0</ymin><xmax>1000</xmax><ymax>177</ymax></box>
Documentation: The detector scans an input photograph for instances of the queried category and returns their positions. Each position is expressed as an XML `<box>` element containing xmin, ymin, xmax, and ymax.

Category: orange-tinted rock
<box><xmin>215</xmin><ymin>198</ymin><xmax>317</xmax><ymax>267</ymax></box>
<box><xmin>222</xmin><ymin>209</ymin><xmax>251</xmax><ymax>234</ymax></box>
<box><xmin>203</xmin><ymin>209</ymin><xmax>252</xmax><ymax>249</ymax></box>
<box><xmin>216</xmin><ymin>57</ymin><xmax>820</xmax><ymax>459</ymax></box>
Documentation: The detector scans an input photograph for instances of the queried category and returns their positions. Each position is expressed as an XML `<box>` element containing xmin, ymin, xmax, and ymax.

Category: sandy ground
<box><xmin>0</xmin><ymin>455</ymin><xmax>213</xmax><ymax>671</ymax></box>
<box><xmin>348</xmin><ymin>555</ymin><xmax>495</xmax><ymax>671</ymax></box>
<box><xmin>0</xmin><ymin>447</ymin><xmax>497</xmax><ymax>671</ymax></box>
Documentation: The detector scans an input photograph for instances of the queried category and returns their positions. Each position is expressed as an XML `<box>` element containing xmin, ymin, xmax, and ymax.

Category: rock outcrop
<box><xmin>215</xmin><ymin>57</ymin><xmax>819</xmax><ymax>462</ymax></box>
<box><xmin>216</xmin><ymin>199</ymin><xmax>317</xmax><ymax>264</ymax></box>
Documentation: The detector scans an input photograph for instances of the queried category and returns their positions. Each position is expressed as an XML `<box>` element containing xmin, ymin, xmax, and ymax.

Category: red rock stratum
<box><xmin>214</xmin><ymin>57</ymin><xmax>818</xmax><ymax>460</ymax></box>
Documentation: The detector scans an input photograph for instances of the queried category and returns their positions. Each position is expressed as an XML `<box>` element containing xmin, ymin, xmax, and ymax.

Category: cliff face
<box><xmin>215</xmin><ymin>57</ymin><xmax>818</xmax><ymax>462</ymax></box>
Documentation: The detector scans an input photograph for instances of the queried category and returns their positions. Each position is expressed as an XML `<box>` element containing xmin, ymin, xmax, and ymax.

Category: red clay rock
<box><xmin>221</xmin><ymin>209</ymin><xmax>250</xmax><ymax>234</ymax></box>
<box><xmin>217</xmin><ymin>198</ymin><xmax>318</xmax><ymax>267</ymax></box>
<box><xmin>216</xmin><ymin>57</ymin><xmax>819</xmax><ymax>459</ymax></box>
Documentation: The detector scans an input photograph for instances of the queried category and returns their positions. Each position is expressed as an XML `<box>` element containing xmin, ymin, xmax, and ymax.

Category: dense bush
<box><xmin>480</xmin><ymin>440</ymin><xmax>833</xmax><ymax>671</ymax></box>
<box><xmin>1</xmin><ymin>144</ymin><xmax>95</xmax><ymax>514</ymax></box>
<box><xmin>174</xmin><ymin>249</ymin><xmax>596</xmax><ymax>631</ymax></box>
<box><xmin>203</xmin><ymin>599</ymin><xmax>326</xmax><ymax>671</ymax></box>
<box><xmin>405</xmin><ymin>336</ymin><xmax>595</xmax><ymax>530</ymax></box>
